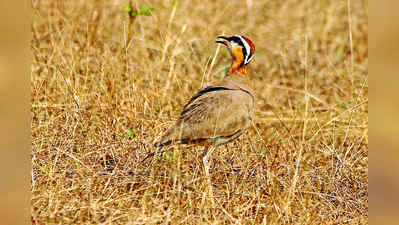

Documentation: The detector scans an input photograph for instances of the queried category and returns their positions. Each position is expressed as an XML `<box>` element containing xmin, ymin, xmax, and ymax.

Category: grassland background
<box><xmin>31</xmin><ymin>0</ymin><xmax>368</xmax><ymax>224</ymax></box>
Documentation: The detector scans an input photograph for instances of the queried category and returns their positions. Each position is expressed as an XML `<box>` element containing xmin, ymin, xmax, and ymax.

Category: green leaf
<box><xmin>40</xmin><ymin>164</ymin><xmax>50</xmax><ymax>174</ymax></box>
<box><xmin>221</xmin><ymin>66</ymin><xmax>228</xmax><ymax>74</ymax></box>
<box><xmin>163</xmin><ymin>152</ymin><xmax>170</xmax><ymax>161</ymax></box>
<box><xmin>125</xmin><ymin>6</ymin><xmax>132</xmax><ymax>12</ymax></box>
<box><xmin>127</xmin><ymin>128</ymin><xmax>137</xmax><ymax>137</ymax></box>
<box><xmin>131</xmin><ymin>11</ymin><xmax>137</xmax><ymax>17</ymax></box>
<box><xmin>139</xmin><ymin>7</ymin><xmax>154</xmax><ymax>16</ymax></box>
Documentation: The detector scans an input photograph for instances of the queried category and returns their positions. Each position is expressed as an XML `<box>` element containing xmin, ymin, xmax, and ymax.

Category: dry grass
<box><xmin>31</xmin><ymin>0</ymin><xmax>368</xmax><ymax>224</ymax></box>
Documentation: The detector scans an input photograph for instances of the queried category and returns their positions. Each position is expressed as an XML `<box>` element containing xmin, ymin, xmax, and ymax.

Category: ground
<box><xmin>31</xmin><ymin>0</ymin><xmax>368</xmax><ymax>224</ymax></box>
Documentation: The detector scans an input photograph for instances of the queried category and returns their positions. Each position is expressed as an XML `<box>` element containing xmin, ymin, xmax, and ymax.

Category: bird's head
<box><xmin>216</xmin><ymin>35</ymin><xmax>255</xmax><ymax>75</ymax></box>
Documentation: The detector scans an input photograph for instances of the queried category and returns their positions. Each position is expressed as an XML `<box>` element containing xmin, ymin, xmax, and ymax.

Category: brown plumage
<box><xmin>155</xmin><ymin>75</ymin><xmax>255</xmax><ymax>148</ymax></box>
<box><xmin>150</xmin><ymin>35</ymin><xmax>256</xmax><ymax>199</ymax></box>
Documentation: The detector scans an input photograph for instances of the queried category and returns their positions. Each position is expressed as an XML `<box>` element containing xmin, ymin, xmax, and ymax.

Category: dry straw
<box><xmin>31</xmin><ymin>0</ymin><xmax>367</xmax><ymax>224</ymax></box>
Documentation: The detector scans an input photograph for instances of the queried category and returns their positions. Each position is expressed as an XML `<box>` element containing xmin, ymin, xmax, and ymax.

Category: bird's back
<box><xmin>156</xmin><ymin>74</ymin><xmax>255</xmax><ymax>147</ymax></box>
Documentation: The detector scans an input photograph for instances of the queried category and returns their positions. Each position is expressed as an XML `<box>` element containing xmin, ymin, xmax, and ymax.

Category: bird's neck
<box><xmin>227</xmin><ymin>49</ymin><xmax>248</xmax><ymax>77</ymax></box>
<box><xmin>228</xmin><ymin>65</ymin><xmax>248</xmax><ymax>77</ymax></box>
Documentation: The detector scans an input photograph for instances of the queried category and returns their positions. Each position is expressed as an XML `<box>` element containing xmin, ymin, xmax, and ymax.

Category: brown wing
<box><xmin>156</xmin><ymin>86</ymin><xmax>254</xmax><ymax>147</ymax></box>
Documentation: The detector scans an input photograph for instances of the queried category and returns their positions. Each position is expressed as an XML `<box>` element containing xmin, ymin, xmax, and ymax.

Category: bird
<box><xmin>149</xmin><ymin>35</ymin><xmax>256</xmax><ymax>197</ymax></box>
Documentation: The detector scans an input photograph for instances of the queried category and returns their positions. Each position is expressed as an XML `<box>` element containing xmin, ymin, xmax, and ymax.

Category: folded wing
<box><xmin>156</xmin><ymin>86</ymin><xmax>254</xmax><ymax>147</ymax></box>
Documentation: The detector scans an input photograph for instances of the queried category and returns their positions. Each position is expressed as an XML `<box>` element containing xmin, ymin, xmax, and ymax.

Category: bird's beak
<box><xmin>216</xmin><ymin>36</ymin><xmax>232</xmax><ymax>57</ymax></box>
<box><xmin>215</xmin><ymin>36</ymin><xmax>229</xmax><ymax>46</ymax></box>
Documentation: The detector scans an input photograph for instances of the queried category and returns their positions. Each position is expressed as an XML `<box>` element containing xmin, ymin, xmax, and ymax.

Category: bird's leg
<box><xmin>202</xmin><ymin>146</ymin><xmax>216</xmax><ymax>206</ymax></box>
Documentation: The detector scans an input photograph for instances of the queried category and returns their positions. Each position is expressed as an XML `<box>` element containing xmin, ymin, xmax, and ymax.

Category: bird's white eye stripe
<box><xmin>235</xmin><ymin>35</ymin><xmax>252</xmax><ymax>64</ymax></box>
<box><xmin>245</xmin><ymin>54</ymin><xmax>254</xmax><ymax>64</ymax></box>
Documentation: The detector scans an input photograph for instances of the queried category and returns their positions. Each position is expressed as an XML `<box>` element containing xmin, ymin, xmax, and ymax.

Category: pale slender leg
<box><xmin>202</xmin><ymin>146</ymin><xmax>216</xmax><ymax>206</ymax></box>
